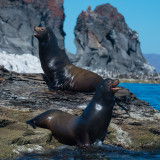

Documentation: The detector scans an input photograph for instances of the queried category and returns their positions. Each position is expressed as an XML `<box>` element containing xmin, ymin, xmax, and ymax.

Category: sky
<box><xmin>63</xmin><ymin>0</ymin><xmax>160</xmax><ymax>55</ymax></box>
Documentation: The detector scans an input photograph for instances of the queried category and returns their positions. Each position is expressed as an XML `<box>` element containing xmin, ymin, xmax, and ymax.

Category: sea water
<box><xmin>15</xmin><ymin>83</ymin><xmax>160</xmax><ymax>160</ymax></box>
<box><xmin>120</xmin><ymin>83</ymin><xmax>160</xmax><ymax>111</ymax></box>
<box><xmin>15</xmin><ymin>145</ymin><xmax>160</xmax><ymax>160</ymax></box>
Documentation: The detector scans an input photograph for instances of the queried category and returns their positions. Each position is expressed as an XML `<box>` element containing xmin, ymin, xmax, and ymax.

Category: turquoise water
<box><xmin>120</xmin><ymin>83</ymin><xmax>160</xmax><ymax>111</ymax></box>
<box><xmin>16</xmin><ymin>83</ymin><xmax>160</xmax><ymax>160</ymax></box>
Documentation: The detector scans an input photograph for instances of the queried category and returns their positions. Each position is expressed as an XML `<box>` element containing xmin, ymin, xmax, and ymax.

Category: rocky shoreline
<box><xmin>0</xmin><ymin>65</ymin><xmax>160</xmax><ymax>159</ymax></box>
<box><xmin>67</xmin><ymin>65</ymin><xmax>160</xmax><ymax>84</ymax></box>
<box><xmin>0</xmin><ymin>1</ymin><xmax>159</xmax><ymax>159</ymax></box>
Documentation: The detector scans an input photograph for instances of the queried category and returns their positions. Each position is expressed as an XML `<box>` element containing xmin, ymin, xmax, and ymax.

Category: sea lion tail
<box><xmin>26</xmin><ymin>119</ymin><xmax>36</xmax><ymax>129</ymax></box>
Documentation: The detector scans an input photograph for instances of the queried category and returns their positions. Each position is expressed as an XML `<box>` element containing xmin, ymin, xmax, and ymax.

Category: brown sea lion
<box><xmin>34</xmin><ymin>26</ymin><xmax>103</xmax><ymax>92</ymax></box>
<box><xmin>27</xmin><ymin>78</ymin><xmax>120</xmax><ymax>147</ymax></box>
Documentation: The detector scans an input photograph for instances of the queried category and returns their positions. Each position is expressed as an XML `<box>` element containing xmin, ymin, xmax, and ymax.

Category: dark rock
<box><xmin>128</xmin><ymin>121</ymin><xmax>142</xmax><ymax>126</ymax></box>
<box><xmin>149</xmin><ymin>128</ymin><xmax>160</xmax><ymax>135</ymax></box>
<box><xmin>0</xmin><ymin>66</ymin><xmax>157</xmax><ymax>117</ymax></box>
<box><xmin>0</xmin><ymin>0</ymin><xmax>65</xmax><ymax>56</ymax></box>
<box><xmin>0</xmin><ymin>119</ymin><xmax>15</xmax><ymax>127</ymax></box>
<box><xmin>66</xmin><ymin>51</ymin><xmax>76</xmax><ymax>63</ymax></box>
<box><xmin>74</xmin><ymin>4</ymin><xmax>156</xmax><ymax>75</ymax></box>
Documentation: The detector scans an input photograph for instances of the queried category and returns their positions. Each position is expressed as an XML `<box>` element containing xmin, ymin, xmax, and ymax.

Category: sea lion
<box><xmin>34</xmin><ymin>26</ymin><xmax>103</xmax><ymax>92</ymax></box>
<box><xmin>27</xmin><ymin>78</ymin><xmax>120</xmax><ymax>147</ymax></box>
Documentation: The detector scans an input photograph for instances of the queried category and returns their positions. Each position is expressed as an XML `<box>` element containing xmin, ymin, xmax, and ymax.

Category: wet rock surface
<box><xmin>0</xmin><ymin>65</ymin><xmax>160</xmax><ymax>159</ymax></box>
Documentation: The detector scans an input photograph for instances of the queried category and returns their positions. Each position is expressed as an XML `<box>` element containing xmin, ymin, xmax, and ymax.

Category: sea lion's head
<box><xmin>34</xmin><ymin>26</ymin><xmax>56</xmax><ymax>44</ymax></box>
<box><xmin>98</xmin><ymin>78</ymin><xmax>120</xmax><ymax>97</ymax></box>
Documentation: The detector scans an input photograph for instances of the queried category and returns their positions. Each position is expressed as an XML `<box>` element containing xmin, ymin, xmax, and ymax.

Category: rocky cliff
<box><xmin>0</xmin><ymin>0</ymin><xmax>65</xmax><ymax>57</ymax></box>
<box><xmin>74</xmin><ymin>4</ymin><xmax>155</xmax><ymax>75</ymax></box>
<box><xmin>0</xmin><ymin>1</ymin><xmax>156</xmax><ymax>76</ymax></box>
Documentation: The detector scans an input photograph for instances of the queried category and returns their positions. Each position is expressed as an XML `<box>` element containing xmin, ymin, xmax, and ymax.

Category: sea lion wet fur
<box><xmin>34</xmin><ymin>26</ymin><xmax>103</xmax><ymax>92</ymax></box>
<box><xmin>27</xmin><ymin>78</ymin><xmax>120</xmax><ymax>147</ymax></box>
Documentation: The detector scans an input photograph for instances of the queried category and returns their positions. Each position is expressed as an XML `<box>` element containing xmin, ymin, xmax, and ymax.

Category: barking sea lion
<box><xmin>27</xmin><ymin>78</ymin><xmax>120</xmax><ymax>147</ymax></box>
<box><xmin>34</xmin><ymin>26</ymin><xmax>103</xmax><ymax>92</ymax></box>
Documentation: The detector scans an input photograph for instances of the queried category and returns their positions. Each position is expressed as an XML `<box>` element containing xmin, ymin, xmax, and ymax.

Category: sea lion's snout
<box><xmin>112</xmin><ymin>79</ymin><xmax>119</xmax><ymax>87</ymax></box>
<box><xmin>34</xmin><ymin>26</ymin><xmax>40</xmax><ymax>37</ymax></box>
<box><xmin>34</xmin><ymin>26</ymin><xmax>46</xmax><ymax>38</ymax></box>
<box><xmin>111</xmin><ymin>79</ymin><xmax>121</xmax><ymax>93</ymax></box>
<box><xmin>34</xmin><ymin>26</ymin><xmax>39</xmax><ymax>32</ymax></box>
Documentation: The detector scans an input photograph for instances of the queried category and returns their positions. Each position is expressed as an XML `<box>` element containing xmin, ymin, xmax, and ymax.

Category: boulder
<box><xmin>74</xmin><ymin>4</ymin><xmax>156</xmax><ymax>75</ymax></box>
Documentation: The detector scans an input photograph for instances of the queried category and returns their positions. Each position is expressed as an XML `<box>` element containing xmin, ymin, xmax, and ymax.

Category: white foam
<box><xmin>0</xmin><ymin>50</ymin><xmax>43</xmax><ymax>73</ymax></box>
<box><xmin>13</xmin><ymin>145</ymin><xmax>44</xmax><ymax>154</ymax></box>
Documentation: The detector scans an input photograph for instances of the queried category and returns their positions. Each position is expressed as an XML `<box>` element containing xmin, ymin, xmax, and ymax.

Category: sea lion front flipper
<box><xmin>77</xmin><ymin>133</ymin><xmax>90</xmax><ymax>148</ymax></box>
<box><xmin>26</xmin><ymin>120</ymin><xmax>36</xmax><ymax>129</ymax></box>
